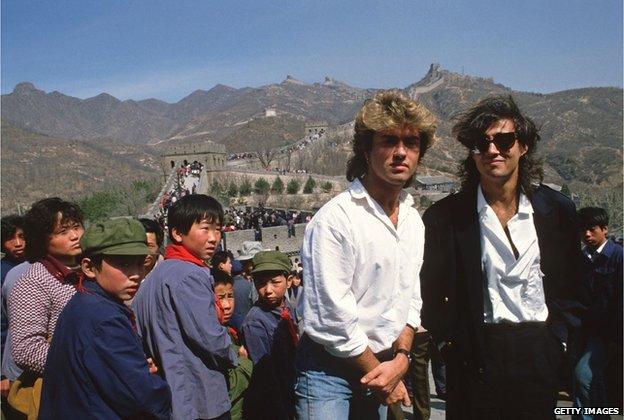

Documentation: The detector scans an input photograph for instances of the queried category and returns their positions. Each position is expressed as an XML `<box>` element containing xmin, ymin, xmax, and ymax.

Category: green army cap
<box><xmin>251</xmin><ymin>250</ymin><xmax>292</xmax><ymax>274</ymax></box>
<box><xmin>80</xmin><ymin>218</ymin><xmax>149</xmax><ymax>256</ymax></box>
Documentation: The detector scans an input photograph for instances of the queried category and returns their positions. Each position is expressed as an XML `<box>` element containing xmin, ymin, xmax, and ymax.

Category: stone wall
<box><xmin>162</xmin><ymin>141</ymin><xmax>227</xmax><ymax>174</ymax></box>
<box><xmin>223</xmin><ymin>223</ymin><xmax>307</xmax><ymax>257</ymax></box>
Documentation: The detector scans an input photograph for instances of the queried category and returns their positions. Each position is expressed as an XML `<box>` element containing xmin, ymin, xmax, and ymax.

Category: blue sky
<box><xmin>2</xmin><ymin>0</ymin><xmax>622</xmax><ymax>102</ymax></box>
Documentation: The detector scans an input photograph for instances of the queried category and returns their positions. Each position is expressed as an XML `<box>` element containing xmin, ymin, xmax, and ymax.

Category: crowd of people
<box><xmin>223</xmin><ymin>206</ymin><xmax>311</xmax><ymax>238</ymax></box>
<box><xmin>0</xmin><ymin>90</ymin><xmax>621</xmax><ymax>420</ymax></box>
<box><xmin>227</xmin><ymin>130</ymin><xmax>325</xmax><ymax>164</ymax></box>
<box><xmin>156</xmin><ymin>161</ymin><xmax>204</xmax><ymax>229</ymax></box>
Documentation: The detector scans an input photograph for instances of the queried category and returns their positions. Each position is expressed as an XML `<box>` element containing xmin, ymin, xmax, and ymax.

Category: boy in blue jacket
<box><xmin>132</xmin><ymin>194</ymin><xmax>237</xmax><ymax>420</ymax></box>
<box><xmin>241</xmin><ymin>251</ymin><xmax>298</xmax><ymax>419</ymax></box>
<box><xmin>40</xmin><ymin>218</ymin><xmax>171</xmax><ymax>419</ymax></box>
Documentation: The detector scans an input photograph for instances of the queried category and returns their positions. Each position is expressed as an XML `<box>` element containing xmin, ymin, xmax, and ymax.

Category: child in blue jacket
<box><xmin>39</xmin><ymin>219</ymin><xmax>171</xmax><ymax>419</ymax></box>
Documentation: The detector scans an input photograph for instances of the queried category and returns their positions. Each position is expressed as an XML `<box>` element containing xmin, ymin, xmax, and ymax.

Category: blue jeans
<box><xmin>574</xmin><ymin>336</ymin><xmax>610</xmax><ymax>420</ymax></box>
<box><xmin>294</xmin><ymin>336</ymin><xmax>388</xmax><ymax>420</ymax></box>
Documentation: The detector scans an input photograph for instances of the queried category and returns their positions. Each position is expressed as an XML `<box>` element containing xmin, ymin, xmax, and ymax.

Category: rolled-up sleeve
<box><xmin>170</xmin><ymin>272</ymin><xmax>237</xmax><ymax>368</ymax></box>
<box><xmin>301</xmin><ymin>217</ymin><xmax>369</xmax><ymax>358</ymax></box>
<box><xmin>407</xmin><ymin>223</ymin><xmax>425</xmax><ymax>329</ymax></box>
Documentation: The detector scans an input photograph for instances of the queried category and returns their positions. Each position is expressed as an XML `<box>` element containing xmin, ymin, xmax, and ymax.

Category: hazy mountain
<box><xmin>1</xmin><ymin>76</ymin><xmax>375</xmax><ymax>145</ymax></box>
<box><xmin>2</xmin><ymin>63</ymin><xmax>621</xmax><ymax>212</ymax></box>
<box><xmin>1</xmin><ymin>120</ymin><xmax>161</xmax><ymax>214</ymax></box>
<box><xmin>405</xmin><ymin>64</ymin><xmax>622</xmax><ymax>189</ymax></box>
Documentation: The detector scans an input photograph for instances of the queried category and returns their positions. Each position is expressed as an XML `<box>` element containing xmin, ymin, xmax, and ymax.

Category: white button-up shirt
<box><xmin>299</xmin><ymin>179</ymin><xmax>424</xmax><ymax>357</ymax></box>
<box><xmin>478</xmin><ymin>185</ymin><xmax>549</xmax><ymax>324</ymax></box>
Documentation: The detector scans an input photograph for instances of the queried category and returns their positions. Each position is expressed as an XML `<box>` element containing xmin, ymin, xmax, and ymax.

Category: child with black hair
<box><xmin>213</xmin><ymin>269</ymin><xmax>253</xmax><ymax>420</ymax></box>
<box><xmin>133</xmin><ymin>194</ymin><xmax>237</xmax><ymax>420</ymax></box>
<box><xmin>241</xmin><ymin>251</ymin><xmax>298</xmax><ymax>420</ymax></box>
<box><xmin>40</xmin><ymin>218</ymin><xmax>171</xmax><ymax>419</ymax></box>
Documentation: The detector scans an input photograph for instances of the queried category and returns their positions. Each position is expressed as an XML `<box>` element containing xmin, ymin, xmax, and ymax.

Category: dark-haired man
<box><xmin>0</xmin><ymin>215</ymin><xmax>26</xmax><ymax>406</ymax></box>
<box><xmin>296</xmin><ymin>90</ymin><xmax>437</xmax><ymax>418</ymax></box>
<box><xmin>133</xmin><ymin>194</ymin><xmax>237</xmax><ymax>420</ymax></box>
<box><xmin>574</xmin><ymin>207</ymin><xmax>622</xmax><ymax>416</ymax></box>
<box><xmin>420</xmin><ymin>95</ymin><xmax>587</xmax><ymax>418</ymax></box>
<box><xmin>1</xmin><ymin>215</ymin><xmax>25</xmax><ymax>350</ymax></box>
<box><xmin>139</xmin><ymin>218</ymin><xmax>164</xmax><ymax>274</ymax></box>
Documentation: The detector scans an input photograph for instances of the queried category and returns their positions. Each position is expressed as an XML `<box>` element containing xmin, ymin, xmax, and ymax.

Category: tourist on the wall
<box><xmin>8</xmin><ymin>198</ymin><xmax>85</xmax><ymax>418</ymax></box>
<box><xmin>39</xmin><ymin>219</ymin><xmax>171</xmax><ymax>419</ymax></box>
<box><xmin>132</xmin><ymin>195</ymin><xmax>237</xmax><ymax>420</ymax></box>
<box><xmin>574</xmin><ymin>207</ymin><xmax>623</xmax><ymax>416</ymax></box>
<box><xmin>420</xmin><ymin>95</ymin><xmax>587</xmax><ymax>418</ymax></box>
<box><xmin>296</xmin><ymin>90</ymin><xmax>437</xmax><ymax>418</ymax></box>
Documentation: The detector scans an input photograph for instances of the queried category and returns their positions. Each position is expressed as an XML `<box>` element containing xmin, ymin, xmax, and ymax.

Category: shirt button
<box><xmin>443</xmin><ymin>297</ymin><xmax>449</xmax><ymax>303</ymax></box>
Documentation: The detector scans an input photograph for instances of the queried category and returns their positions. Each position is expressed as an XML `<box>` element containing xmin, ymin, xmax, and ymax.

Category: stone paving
<box><xmin>398</xmin><ymin>367</ymin><xmax>622</xmax><ymax>420</ymax></box>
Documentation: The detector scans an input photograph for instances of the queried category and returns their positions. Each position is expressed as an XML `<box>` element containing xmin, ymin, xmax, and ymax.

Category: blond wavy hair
<box><xmin>346</xmin><ymin>90</ymin><xmax>437</xmax><ymax>184</ymax></box>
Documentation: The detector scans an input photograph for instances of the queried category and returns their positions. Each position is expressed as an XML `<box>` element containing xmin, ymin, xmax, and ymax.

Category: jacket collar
<box><xmin>82</xmin><ymin>280</ymin><xmax>138</xmax><ymax>326</ymax></box>
<box><xmin>589</xmin><ymin>239</ymin><xmax>617</xmax><ymax>259</ymax></box>
<box><xmin>82</xmin><ymin>279</ymin><xmax>119</xmax><ymax>303</ymax></box>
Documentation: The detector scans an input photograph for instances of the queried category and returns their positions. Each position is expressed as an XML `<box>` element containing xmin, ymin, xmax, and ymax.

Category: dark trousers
<box><xmin>430</xmin><ymin>341</ymin><xmax>447</xmax><ymax>398</ymax></box>
<box><xmin>446</xmin><ymin>322</ymin><xmax>562</xmax><ymax>420</ymax></box>
<box><xmin>408</xmin><ymin>332</ymin><xmax>431</xmax><ymax>420</ymax></box>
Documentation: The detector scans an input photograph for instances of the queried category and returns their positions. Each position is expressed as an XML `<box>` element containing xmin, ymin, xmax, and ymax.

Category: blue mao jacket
<box><xmin>132</xmin><ymin>259</ymin><xmax>237</xmax><ymax>420</ymax></box>
<box><xmin>241</xmin><ymin>301</ymin><xmax>297</xmax><ymax>419</ymax></box>
<box><xmin>39</xmin><ymin>280</ymin><xmax>171</xmax><ymax>419</ymax></box>
<box><xmin>582</xmin><ymin>239</ymin><xmax>623</xmax><ymax>343</ymax></box>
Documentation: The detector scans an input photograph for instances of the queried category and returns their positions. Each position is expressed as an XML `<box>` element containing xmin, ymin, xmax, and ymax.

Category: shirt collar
<box><xmin>477</xmin><ymin>184</ymin><xmax>533</xmax><ymax>217</ymax></box>
<box><xmin>348</xmin><ymin>178</ymin><xmax>415</xmax><ymax>209</ymax></box>
<box><xmin>82</xmin><ymin>279</ymin><xmax>129</xmax><ymax>306</ymax></box>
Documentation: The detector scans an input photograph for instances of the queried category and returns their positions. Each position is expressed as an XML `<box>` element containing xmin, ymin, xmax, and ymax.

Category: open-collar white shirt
<box><xmin>477</xmin><ymin>185</ymin><xmax>549</xmax><ymax>324</ymax></box>
<box><xmin>299</xmin><ymin>179</ymin><xmax>424</xmax><ymax>357</ymax></box>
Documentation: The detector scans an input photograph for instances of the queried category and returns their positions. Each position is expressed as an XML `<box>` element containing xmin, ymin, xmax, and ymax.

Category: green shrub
<box><xmin>254</xmin><ymin>177</ymin><xmax>270</xmax><ymax>195</ymax></box>
<box><xmin>210</xmin><ymin>179</ymin><xmax>222</xmax><ymax>195</ymax></box>
<box><xmin>271</xmin><ymin>176</ymin><xmax>285</xmax><ymax>194</ymax></box>
<box><xmin>286</xmin><ymin>179</ymin><xmax>300</xmax><ymax>194</ymax></box>
<box><xmin>303</xmin><ymin>176</ymin><xmax>316</xmax><ymax>194</ymax></box>
<box><xmin>227</xmin><ymin>181</ymin><xmax>238</xmax><ymax>197</ymax></box>
<box><xmin>239</xmin><ymin>178</ymin><xmax>252</xmax><ymax>196</ymax></box>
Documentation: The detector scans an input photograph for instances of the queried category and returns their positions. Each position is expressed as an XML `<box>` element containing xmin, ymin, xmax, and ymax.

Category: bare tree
<box><xmin>252</xmin><ymin>128</ymin><xmax>279</xmax><ymax>169</ymax></box>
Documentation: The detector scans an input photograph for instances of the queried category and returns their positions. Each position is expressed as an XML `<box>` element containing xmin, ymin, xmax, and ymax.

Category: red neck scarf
<box><xmin>40</xmin><ymin>254</ymin><xmax>84</xmax><ymax>290</ymax></box>
<box><xmin>280</xmin><ymin>305</ymin><xmax>299</xmax><ymax>347</ymax></box>
<box><xmin>164</xmin><ymin>244</ymin><xmax>208</xmax><ymax>267</ymax></box>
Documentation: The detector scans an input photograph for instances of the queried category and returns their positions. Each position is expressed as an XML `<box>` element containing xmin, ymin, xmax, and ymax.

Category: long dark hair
<box><xmin>452</xmin><ymin>95</ymin><xmax>543</xmax><ymax>193</ymax></box>
<box><xmin>23</xmin><ymin>198</ymin><xmax>83</xmax><ymax>263</ymax></box>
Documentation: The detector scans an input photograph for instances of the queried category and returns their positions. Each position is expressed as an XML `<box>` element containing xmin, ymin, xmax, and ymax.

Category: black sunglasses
<box><xmin>472</xmin><ymin>132</ymin><xmax>517</xmax><ymax>154</ymax></box>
